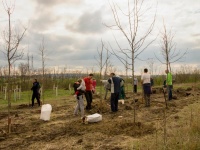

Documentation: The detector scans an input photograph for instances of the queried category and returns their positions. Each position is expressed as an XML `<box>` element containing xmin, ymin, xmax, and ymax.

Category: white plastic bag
<box><xmin>40</xmin><ymin>104</ymin><xmax>52</xmax><ymax>121</ymax></box>
<box><xmin>86</xmin><ymin>113</ymin><xmax>102</xmax><ymax>123</ymax></box>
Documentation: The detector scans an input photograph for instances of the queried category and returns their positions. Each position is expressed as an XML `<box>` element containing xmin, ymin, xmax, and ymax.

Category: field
<box><xmin>0</xmin><ymin>83</ymin><xmax>200</xmax><ymax>150</ymax></box>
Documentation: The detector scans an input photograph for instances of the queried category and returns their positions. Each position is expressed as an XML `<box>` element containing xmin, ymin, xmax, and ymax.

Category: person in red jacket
<box><xmin>83</xmin><ymin>73</ymin><xmax>93</xmax><ymax>110</ymax></box>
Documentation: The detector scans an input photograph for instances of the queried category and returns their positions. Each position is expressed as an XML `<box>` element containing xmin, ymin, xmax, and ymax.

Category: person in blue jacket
<box><xmin>31</xmin><ymin>79</ymin><xmax>41</xmax><ymax>107</ymax></box>
<box><xmin>108</xmin><ymin>73</ymin><xmax>122</xmax><ymax>112</ymax></box>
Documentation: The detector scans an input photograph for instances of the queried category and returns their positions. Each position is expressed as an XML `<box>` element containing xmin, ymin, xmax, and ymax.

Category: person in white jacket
<box><xmin>73</xmin><ymin>79</ymin><xmax>86</xmax><ymax>118</ymax></box>
<box><xmin>77</xmin><ymin>79</ymin><xmax>86</xmax><ymax>91</ymax></box>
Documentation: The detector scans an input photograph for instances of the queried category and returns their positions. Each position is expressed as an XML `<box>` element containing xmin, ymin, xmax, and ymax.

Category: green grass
<box><xmin>0</xmin><ymin>88</ymin><xmax>73</xmax><ymax>109</ymax></box>
<box><xmin>0</xmin><ymin>82</ymin><xmax>198</xmax><ymax>109</ymax></box>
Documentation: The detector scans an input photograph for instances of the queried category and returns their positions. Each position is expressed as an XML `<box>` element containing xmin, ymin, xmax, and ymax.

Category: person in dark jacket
<box><xmin>108</xmin><ymin>73</ymin><xmax>122</xmax><ymax>112</ymax></box>
<box><xmin>31</xmin><ymin>79</ymin><xmax>41</xmax><ymax>107</ymax></box>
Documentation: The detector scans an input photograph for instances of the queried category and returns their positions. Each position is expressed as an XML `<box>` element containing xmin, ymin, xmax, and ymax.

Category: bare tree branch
<box><xmin>156</xmin><ymin>21</ymin><xmax>187</xmax><ymax>71</ymax></box>
<box><xmin>105</xmin><ymin>0</ymin><xmax>157</xmax><ymax>123</ymax></box>
<box><xmin>1</xmin><ymin>0</ymin><xmax>27</xmax><ymax>134</ymax></box>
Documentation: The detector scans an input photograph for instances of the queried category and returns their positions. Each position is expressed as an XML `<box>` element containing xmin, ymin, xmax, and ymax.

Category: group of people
<box><xmin>141</xmin><ymin>68</ymin><xmax>173</xmax><ymax>107</ymax></box>
<box><xmin>73</xmin><ymin>73</ymin><xmax>125</xmax><ymax>117</ymax></box>
<box><xmin>73</xmin><ymin>74</ymin><xmax>96</xmax><ymax>119</ymax></box>
<box><xmin>31</xmin><ymin>69</ymin><xmax>173</xmax><ymax>118</ymax></box>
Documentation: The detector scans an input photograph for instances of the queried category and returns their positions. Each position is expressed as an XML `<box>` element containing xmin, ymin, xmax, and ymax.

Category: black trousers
<box><xmin>110</xmin><ymin>92</ymin><xmax>119</xmax><ymax>112</ymax></box>
<box><xmin>85</xmin><ymin>90</ymin><xmax>93</xmax><ymax>109</ymax></box>
<box><xmin>134</xmin><ymin>85</ymin><xmax>137</xmax><ymax>93</ymax></box>
<box><xmin>32</xmin><ymin>92</ymin><xmax>40</xmax><ymax>107</ymax></box>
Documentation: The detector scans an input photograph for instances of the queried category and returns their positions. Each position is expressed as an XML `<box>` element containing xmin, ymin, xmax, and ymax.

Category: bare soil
<box><xmin>0</xmin><ymin>86</ymin><xmax>200</xmax><ymax>150</ymax></box>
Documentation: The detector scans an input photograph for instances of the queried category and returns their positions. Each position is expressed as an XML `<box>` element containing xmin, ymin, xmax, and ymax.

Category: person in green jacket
<box><xmin>165</xmin><ymin>69</ymin><xmax>173</xmax><ymax>100</ymax></box>
<box><xmin>119</xmin><ymin>78</ymin><xmax>125</xmax><ymax>100</ymax></box>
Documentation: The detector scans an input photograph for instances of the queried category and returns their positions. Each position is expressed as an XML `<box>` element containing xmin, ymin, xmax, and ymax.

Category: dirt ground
<box><xmin>0</xmin><ymin>85</ymin><xmax>200</xmax><ymax>150</ymax></box>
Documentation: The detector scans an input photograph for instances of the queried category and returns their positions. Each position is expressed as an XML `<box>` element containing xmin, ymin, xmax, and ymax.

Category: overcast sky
<box><xmin>0</xmin><ymin>0</ymin><xmax>199</xmax><ymax>75</ymax></box>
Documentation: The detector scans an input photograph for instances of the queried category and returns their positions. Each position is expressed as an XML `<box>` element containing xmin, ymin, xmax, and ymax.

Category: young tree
<box><xmin>156</xmin><ymin>23</ymin><xmax>187</xmax><ymax>72</ymax></box>
<box><xmin>39</xmin><ymin>36</ymin><xmax>48</xmax><ymax>104</ymax></box>
<box><xmin>95</xmin><ymin>40</ymin><xmax>112</xmax><ymax>79</ymax></box>
<box><xmin>18</xmin><ymin>62</ymin><xmax>29</xmax><ymax>81</ymax></box>
<box><xmin>1</xmin><ymin>0</ymin><xmax>27</xmax><ymax>133</ymax></box>
<box><xmin>146</xmin><ymin>58</ymin><xmax>156</xmax><ymax>76</ymax></box>
<box><xmin>105</xmin><ymin>0</ymin><xmax>156</xmax><ymax>123</ymax></box>
<box><xmin>39</xmin><ymin>37</ymin><xmax>46</xmax><ymax>78</ymax></box>
<box><xmin>95</xmin><ymin>40</ymin><xmax>111</xmax><ymax>107</ymax></box>
<box><xmin>26</xmin><ymin>51</ymin><xmax>32</xmax><ymax>106</ymax></box>
<box><xmin>103</xmin><ymin>48</ymin><xmax>112</xmax><ymax>78</ymax></box>
<box><xmin>155</xmin><ymin>22</ymin><xmax>187</xmax><ymax>108</ymax></box>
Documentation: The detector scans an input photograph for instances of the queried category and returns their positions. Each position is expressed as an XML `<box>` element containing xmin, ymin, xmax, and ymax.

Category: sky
<box><xmin>0</xmin><ymin>0</ymin><xmax>200</xmax><ymax>75</ymax></box>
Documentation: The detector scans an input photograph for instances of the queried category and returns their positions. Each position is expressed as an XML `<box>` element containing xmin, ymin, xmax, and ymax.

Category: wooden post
<box><xmin>19</xmin><ymin>87</ymin><xmax>21</xmax><ymax>100</ymax></box>
<box><xmin>14</xmin><ymin>89</ymin><xmax>16</xmax><ymax>101</ymax></box>
<box><xmin>4</xmin><ymin>87</ymin><xmax>7</xmax><ymax>100</ymax></box>
<box><xmin>8</xmin><ymin>117</ymin><xmax>11</xmax><ymax>133</ymax></box>
<box><xmin>53</xmin><ymin>84</ymin><xmax>55</xmax><ymax>91</ymax></box>
<box><xmin>55</xmin><ymin>86</ymin><xmax>58</xmax><ymax>97</ymax></box>
<box><xmin>69</xmin><ymin>83</ymin><xmax>71</xmax><ymax>92</ymax></box>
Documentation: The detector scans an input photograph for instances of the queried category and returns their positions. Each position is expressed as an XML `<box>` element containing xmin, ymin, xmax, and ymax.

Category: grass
<box><xmin>130</xmin><ymin>98</ymin><xmax>200</xmax><ymax>150</ymax></box>
<box><xmin>0</xmin><ymin>82</ymin><xmax>198</xmax><ymax>108</ymax></box>
<box><xmin>0</xmin><ymin>88</ymin><xmax>72</xmax><ymax>110</ymax></box>
<box><xmin>0</xmin><ymin>82</ymin><xmax>200</xmax><ymax>149</ymax></box>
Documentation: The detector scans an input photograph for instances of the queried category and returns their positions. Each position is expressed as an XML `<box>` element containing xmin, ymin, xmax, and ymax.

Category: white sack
<box><xmin>86</xmin><ymin>113</ymin><xmax>102</xmax><ymax>123</ymax></box>
<box><xmin>40</xmin><ymin>104</ymin><xmax>52</xmax><ymax>121</ymax></box>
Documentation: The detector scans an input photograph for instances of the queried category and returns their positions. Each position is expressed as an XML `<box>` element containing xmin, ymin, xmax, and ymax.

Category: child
<box><xmin>73</xmin><ymin>79</ymin><xmax>86</xmax><ymax>119</ymax></box>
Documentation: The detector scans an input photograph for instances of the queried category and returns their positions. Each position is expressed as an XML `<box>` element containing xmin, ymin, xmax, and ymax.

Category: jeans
<box><xmin>74</xmin><ymin>95</ymin><xmax>84</xmax><ymax>117</ymax></box>
<box><xmin>167</xmin><ymin>85</ymin><xmax>173</xmax><ymax>100</ymax></box>
<box><xmin>143</xmin><ymin>83</ymin><xmax>151</xmax><ymax>107</ymax></box>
